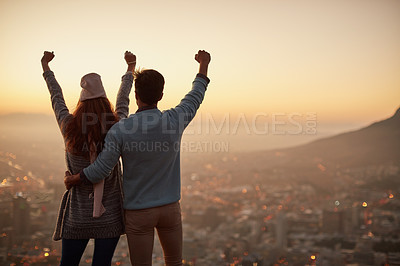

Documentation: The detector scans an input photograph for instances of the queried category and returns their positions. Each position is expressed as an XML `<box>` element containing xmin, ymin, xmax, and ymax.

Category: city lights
<box><xmin>317</xmin><ymin>163</ymin><xmax>326</xmax><ymax>172</ymax></box>
<box><xmin>362</xmin><ymin>202</ymin><xmax>368</xmax><ymax>208</ymax></box>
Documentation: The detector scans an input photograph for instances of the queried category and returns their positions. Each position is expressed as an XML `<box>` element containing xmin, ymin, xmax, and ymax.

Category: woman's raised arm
<box><xmin>41</xmin><ymin>51</ymin><xmax>71</xmax><ymax>131</ymax></box>
<box><xmin>115</xmin><ymin>51</ymin><xmax>136</xmax><ymax>119</ymax></box>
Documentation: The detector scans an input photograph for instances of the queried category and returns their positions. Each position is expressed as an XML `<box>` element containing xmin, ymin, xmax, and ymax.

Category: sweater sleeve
<box><xmin>115</xmin><ymin>72</ymin><xmax>133</xmax><ymax>119</ymax></box>
<box><xmin>167</xmin><ymin>75</ymin><xmax>209</xmax><ymax>131</ymax></box>
<box><xmin>43</xmin><ymin>71</ymin><xmax>71</xmax><ymax>132</ymax></box>
<box><xmin>83</xmin><ymin>126</ymin><xmax>123</xmax><ymax>183</ymax></box>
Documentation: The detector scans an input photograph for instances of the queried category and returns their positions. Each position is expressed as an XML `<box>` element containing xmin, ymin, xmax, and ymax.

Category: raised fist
<box><xmin>195</xmin><ymin>50</ymin><xmax>211</xmax><ymax>65</ymax></box>
<box><xmin>41</xmin><ymin>51</ymin><xmax>55</xmax><ymax>63</ymax></box>
<box><xmin>125</xmin><ymin>51</ymin><xmax>136</xmax><ymax>65</ymax></box>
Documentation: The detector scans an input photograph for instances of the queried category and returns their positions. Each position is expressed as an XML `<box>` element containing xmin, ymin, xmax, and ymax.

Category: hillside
<box><xmin>286</xmin><ymin>107</ymin><xmax>400</xmax><ymax>167</ymax></box>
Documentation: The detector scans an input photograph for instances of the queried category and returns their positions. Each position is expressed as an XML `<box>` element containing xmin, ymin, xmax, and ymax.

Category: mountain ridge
<box><xmin>281</xmin><ymin>107</ymin><xmax>400</xmax><ymax>167</ymax></box>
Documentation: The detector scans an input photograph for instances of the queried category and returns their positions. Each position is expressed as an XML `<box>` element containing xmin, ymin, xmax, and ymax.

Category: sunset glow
<box><xmin>0</xmin><ymin>0</ymin><xmax>399</xmax><ymax>124</ymax></box>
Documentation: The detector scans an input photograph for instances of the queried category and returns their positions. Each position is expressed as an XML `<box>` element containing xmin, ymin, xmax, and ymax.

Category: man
<box><xmin>65</xmin><ymin>50</ymin><xmax>211</xmax><ymax>265</ymax></box>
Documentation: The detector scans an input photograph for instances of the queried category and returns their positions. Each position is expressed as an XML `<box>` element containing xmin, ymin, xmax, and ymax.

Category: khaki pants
<box><xmin>124</xmin><ymin>201</ymin><xmax>183</xmax><ymax>266</ymax></box>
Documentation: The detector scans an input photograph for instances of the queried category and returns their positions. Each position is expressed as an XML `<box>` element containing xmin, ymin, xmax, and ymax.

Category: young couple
<box><xmin>41</xmin><ymin>49</ymin><xmax>211</xmax><ymax>266</ymax></box>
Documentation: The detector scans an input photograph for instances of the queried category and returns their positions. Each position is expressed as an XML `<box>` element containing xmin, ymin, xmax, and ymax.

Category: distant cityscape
<box><xmin>0</xmin><ymin>149</ymin><xmax>399</xmax><ymax>265</ymax></box>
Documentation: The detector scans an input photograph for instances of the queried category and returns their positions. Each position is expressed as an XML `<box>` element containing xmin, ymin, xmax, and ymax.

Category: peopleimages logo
<box><xmin>184</xmin><ymin>112</ymin><xmax>318</xmax><ymax>136</ymax></box>
<box><xmin>80</xmin><ymin>111</ymin><xmax>318</xmax><ymax>153</ymax></box>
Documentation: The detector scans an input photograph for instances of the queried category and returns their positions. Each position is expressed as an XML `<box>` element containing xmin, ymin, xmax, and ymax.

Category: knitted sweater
<box><xmin>43</xmin><ymin>70</ymin><xmax>133</xmax><ymax>240</ymax></box>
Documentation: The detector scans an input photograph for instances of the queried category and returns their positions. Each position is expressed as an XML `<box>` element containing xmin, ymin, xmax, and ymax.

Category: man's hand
<box><xmin>195</xmin><ymin>50</ymin><xmax>211</xmax><ymax>65</ymax></box>
<box><xmin>195</xmin><ymin>50</ymin><xmax>211</xmax><ymax>77</ymax></box>
<box><xmin>125</xmin><ymin>51</ymin><xmax>136</xmax><ymax>72</ymax></box>
<box><xmin>64</xmin><ymin>171</ymin><xmax>81</xmax><ymax>190</ymax></box>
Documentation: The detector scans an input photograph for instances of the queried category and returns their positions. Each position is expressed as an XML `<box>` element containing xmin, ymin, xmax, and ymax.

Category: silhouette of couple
<box><xmin>41</xmin><ymin>49</ymin><xmax>211</xmax><ymax>266</ymax></box>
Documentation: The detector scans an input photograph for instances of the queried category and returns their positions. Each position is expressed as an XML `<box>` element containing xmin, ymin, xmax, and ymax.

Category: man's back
<box><xmin>118</xmin><ymin>108</ymin><xmax>182</xmax><ymax>210</ymax></box>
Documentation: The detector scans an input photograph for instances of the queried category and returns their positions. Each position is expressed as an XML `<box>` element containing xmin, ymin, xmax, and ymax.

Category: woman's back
<box><xmin>43</xmin><ymin>69</ymin><xmax>133</xmax><ymax>240</ymax></box>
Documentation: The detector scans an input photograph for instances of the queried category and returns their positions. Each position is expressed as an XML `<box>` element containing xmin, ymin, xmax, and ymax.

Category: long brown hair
<box><xmin>62</xmin><ymin>98</ymin><xmax>119</xmax><ymax>159</ymax></box>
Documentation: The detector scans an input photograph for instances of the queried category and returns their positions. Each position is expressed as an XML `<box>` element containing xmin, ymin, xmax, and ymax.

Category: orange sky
<box><xmin>0</xmin><ymin>0</ymin><xmax>399</xmax><ymax>125</ymax></box>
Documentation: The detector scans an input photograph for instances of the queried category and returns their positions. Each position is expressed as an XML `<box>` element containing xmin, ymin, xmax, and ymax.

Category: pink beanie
<box><xmin>80</xmin><ymin>73</ymin><xmax>107</xmax><ymax>101</ymax></box>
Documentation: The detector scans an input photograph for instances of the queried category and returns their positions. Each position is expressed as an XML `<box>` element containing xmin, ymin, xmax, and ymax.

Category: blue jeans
<box><xmin>60</xmin><ymin>237</ymin><xmax>120</xmax><ymax>266</ymax></box>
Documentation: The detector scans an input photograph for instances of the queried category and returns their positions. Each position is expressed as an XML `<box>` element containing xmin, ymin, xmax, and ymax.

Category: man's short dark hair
<box><xmin>134</xmin><ymin>69</ymin><xmax>164</xmax><ymax>105</ymax></box>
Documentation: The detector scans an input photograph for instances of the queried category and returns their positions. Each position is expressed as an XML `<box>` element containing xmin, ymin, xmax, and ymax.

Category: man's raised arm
<box><xmin>169</xmin><ymin>50</ymin><xmax>211</xmax><ymax>130</ymax></box>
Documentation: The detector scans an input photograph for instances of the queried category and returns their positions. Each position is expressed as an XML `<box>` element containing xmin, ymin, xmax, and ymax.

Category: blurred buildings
<box><xmin>0</xmin><ymin>147</ymin><xmax>399</xmax><ymax>265</ymax></box>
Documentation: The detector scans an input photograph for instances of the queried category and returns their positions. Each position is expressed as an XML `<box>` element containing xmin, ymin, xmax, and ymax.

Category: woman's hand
<box><xmin>41</xmin><ymin>51</ymin><xmax>55</xmax><ymax>72</ymax></box>
<box><xmin>41</xmin><ymin>51</ymin><xmax>55</xmax><ymax>64</ymax></box>
<box><xmin>125</xmin><ymin>51</ymin><xmax>136</xmax><ymax>72</ymax></box>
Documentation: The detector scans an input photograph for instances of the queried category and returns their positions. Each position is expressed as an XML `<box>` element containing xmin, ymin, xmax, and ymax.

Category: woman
<box><xmin>41</xmin><ymin>50</ymin><xmax>136</xmax><ymax>266</ymax></box>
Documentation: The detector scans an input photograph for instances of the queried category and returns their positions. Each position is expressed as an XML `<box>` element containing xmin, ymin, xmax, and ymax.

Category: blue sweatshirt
<box><xmin>83</xmin><ymin>75</ymin><xmax>209</xmax><ymax>210</ymax></box>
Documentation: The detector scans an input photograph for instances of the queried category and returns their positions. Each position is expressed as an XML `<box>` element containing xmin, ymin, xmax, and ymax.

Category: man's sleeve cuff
<box><xmin>196</xmin><ymin>73</ymin><xmax>210</xmax><ymax>84</ymax></box>
<box><xmin>80</xmin><ymin>169</ymin><xmax>90</xmax><ymax>183</ymax></box>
